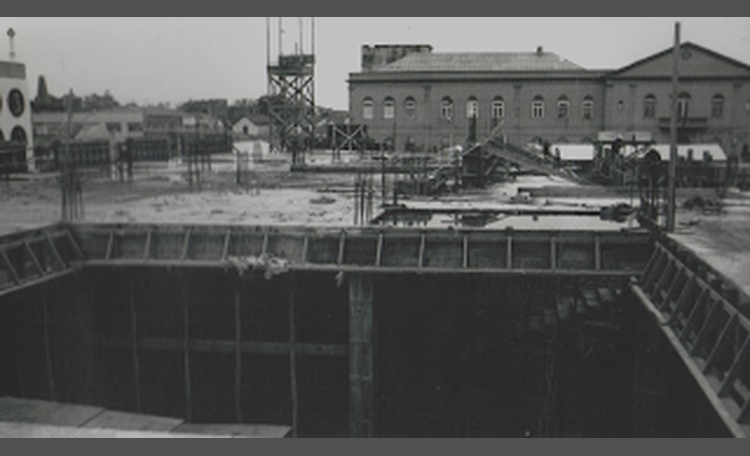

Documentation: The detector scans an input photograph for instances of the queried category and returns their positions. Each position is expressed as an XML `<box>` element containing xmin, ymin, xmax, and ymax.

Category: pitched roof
<box><xmin>610</xmin><ymin>42</ymin><xmax>750</xmax><ymax>77</ymax></box>
<box><xmin>373</xmin><ymin>52</ymin><xmax>584</xmax><ymax>73</ymax></box>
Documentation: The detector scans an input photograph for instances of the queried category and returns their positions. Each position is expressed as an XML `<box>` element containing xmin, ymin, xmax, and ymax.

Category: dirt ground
<box><xmin>0</xmin><ymin>150</ymin><xmax>362</xmax><ymax>236</ymax></box>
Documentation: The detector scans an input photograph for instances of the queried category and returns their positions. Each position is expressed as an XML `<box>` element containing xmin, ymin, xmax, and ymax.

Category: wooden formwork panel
<box><xmin>56</xmin><ymin>223</ymin><xmax>654</xmax><ymax>278</ymax></box>
<box><xmin>342</xmin><ymin>236</ymin><xmax>378</xmax><ymax>267</ymax></box>
<box><xmin>423</xmin><ymin>237</ymin><xmax>463</xmax><ymax>269</ymax></box>
<box><xmin>306</xmin><ymin>236</ymin><xmax>340</xmax><ymax>264</ymax></box>
<box><xmin>634</xmin><ymin>242</ymin><xmax>750</xmax><ymax>438</ymax></box>
<box><xmin>380</xmin><ymin>236</ymin><xmax>420</xmax><ymax>268</ymax></box>
<box><xmin>266</xmin><ymin>234</ymin><xmax>304</xmax><ymax>263</ymax></box>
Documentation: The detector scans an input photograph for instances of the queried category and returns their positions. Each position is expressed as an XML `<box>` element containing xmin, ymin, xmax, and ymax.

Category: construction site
<box><xmin>1</xmin><ymin>19</ymin><xmax>750</xmax><ymax>438</ymax></box>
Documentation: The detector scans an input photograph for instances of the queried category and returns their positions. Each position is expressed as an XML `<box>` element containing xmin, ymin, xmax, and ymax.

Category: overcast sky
<box><xmin>1</xmin><ymin>17</ymin><xmax>748</xmax><ymax>110</ymax></box>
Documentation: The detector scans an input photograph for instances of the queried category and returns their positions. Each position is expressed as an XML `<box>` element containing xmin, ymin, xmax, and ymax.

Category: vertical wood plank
<box><xmin>550</xmin><ymin>236</ymin><xmax>557</xmax><ymax>271</ymax></box>
<box><xmin>182</xmin><ymin>272</ymin><xmax>192</xmax><ymax>422</ymax></box>
<box><xmin>594</xmin><ymin>234</ymin><xmax>602</xmax><ymax>271</ymax></box>
<box><xmin>506</xmin><ymin>235</ymin><xmax>513</xmax><ymax>269</ymax></box>
<box><xmin>349</xmin><ymin>274</ymin><xmax>374</xmax><ymax>438</ymax></box>
<box><xmin>462</xmin><ymin>235</ymin><xmax>469</xmax><ymax>269</ymax></box>
<box><xmin>180</xmin><ymin>229</ymin><xmax>192</xmax><ymax>262</ymax></box>
<box><xmin>301</xmin><ymin>235</ymin><xmax>309</xmax><ymax>264</ymax></box>
<box><xmin>143</xmin><ymin>230</ymin><xmax>152</xmax><ymax>261</ymax></box>
<box><xmin>43</xmin><ymin>292</ymin><xmax>56</xmax><ymax>401</ymax></box>
<box><xmin>234</xmin><ymin>276</ymin><xmax>243</xmax><ymax>423</ymax></box>
<box><xmin>104</xmin><ymin>231</ymin><xmax>114</xmax><ymax>261</ymax></box>
<box><xmin>130</xmin><ymin>277</ymin><xmax>142</xmax><ymax>413</ymax></box>
<box><xmin>337</xmin><ymin>231</ymin><xmax>346</xmax><ymax>266</ymax></box>
<box><xmin>375</xmin><ymin>234</ymin><xmax>383</xmax><ymax>267</ymax></box>
<box><xmin>289</xmin><ymin>274</ymin><xmax>299</xmax><ymax>437</ymax></box>
<box><xmin>222</xmin><ymin>229</ymin><xmax>232</xmax><ymax>261</ymax></box>
<box><xmin>418</xmin><ymin>234</ymin><xmax>426</xmax><ymax>269</ymax></box>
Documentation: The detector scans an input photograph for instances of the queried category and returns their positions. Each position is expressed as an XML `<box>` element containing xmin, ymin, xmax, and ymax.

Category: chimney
<box><xmin>536</xmin><ymin>46</ymin><xmax>543</xmax><ymax>56</ymax></box>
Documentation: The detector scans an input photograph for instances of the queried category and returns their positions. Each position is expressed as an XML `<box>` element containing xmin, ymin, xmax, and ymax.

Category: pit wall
<box><xmin>1</xmin><ymin>263</ymin><xmax>642</xmax><ymax>437</ymax></box>
<box><xmin>0</xmin><ymin>224</ymin><xmax>741</xmax><ymax>437</ymax></box>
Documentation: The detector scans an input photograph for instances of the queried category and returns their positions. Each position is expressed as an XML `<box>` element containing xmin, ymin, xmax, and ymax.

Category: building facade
<box><xmin>348</xmin><ymin>43</ymin><xmax>750</xmax><ymax>160</ymax></box>
<box><xmin>0</xmin><ymin>60</ymin><xmax>34</xmax><ymax>168</ymax></box>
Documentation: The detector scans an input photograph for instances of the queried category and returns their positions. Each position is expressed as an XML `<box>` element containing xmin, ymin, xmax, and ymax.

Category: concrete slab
<box><xmin>172</xmin><ymin>423</ymin><xmax>291</xmax><ymax>438</ymax></box>
<box><xmin>0</xmin><ymin>397</ymin><xmax>104</xmax><ymax>427</ymax></box>
<box><xmin>81</xmin><ymin>410</ymin><xmax>183</xmax><ymax>432</ymax></box>
<box><xmin>0</xmin><ymin>422</ymin><xmax>224</xmax><ymax>438</ymax></box>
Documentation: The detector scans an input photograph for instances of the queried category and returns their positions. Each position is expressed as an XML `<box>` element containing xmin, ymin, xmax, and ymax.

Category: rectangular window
<box><xmin>441</xmin><ymin>102</ymin><xmax>453</xmax><ymax>121</ymax></box>
<box><xmin>363</xmin><ymin>101</ymin><xmax>374</xmax><ymax>120</ymax></box>
<box><xmin>678</xmin><ymin>100</ymin><xmax>690</xmax><ymax>119</ymax></box>
<box><xmin>711</xmin><ymin>100</ymin><xmax>724</xmax><ymax>118</ymax></box>
<box><xmin>644</xmin><ymin>101</ymin><xmax>656</xmax><ymax>119</ymax></box>
<box><xmin>557</xmin><ymin>101</ymin><xmax>569</xmax><ymax>119</ymax></box>
<box><xmin>127</xmin><ymin>123</ymin><xmax>143</xmax><ymax>132</ymax></box>
<box><xmin>384</xmin><ymin>101</ymin><xmax>395</xmax><ymax>120</ymax></box>
<box><xmin>492</xmin><ymin>102</ymin><xmax>505</xmax><ymax>119</ymax></box>
<box><xmin>582</xmin><ymin>101</ymin><xmax>594</xmax><ymax>120</ymax></box>
<box><xmin>107</xmin><ymin>122</ymin><xmax>122</xmax><ymax>133</ymax></box>
<box><xmin>532</xmin><ymin>101</ymin><xmax>544</xmax><ymax>119</ymax></box>
<box><xmin>466</xmin><ymin>100</ymin><xmax>479</xmax><ymax>119</ymax></box>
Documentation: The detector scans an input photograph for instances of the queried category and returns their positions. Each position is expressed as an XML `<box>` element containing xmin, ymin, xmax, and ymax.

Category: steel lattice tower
<box><xmin>266</xmin><ymin>17</ymin><xmax>316</xmax><ymax>164</ymax></box>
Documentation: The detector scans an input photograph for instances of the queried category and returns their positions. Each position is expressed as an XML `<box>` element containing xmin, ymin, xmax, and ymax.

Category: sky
<box><xmin>1</xmin><ymin>17</ymin><xmax>748</xmax><ymax>110</ymax></box>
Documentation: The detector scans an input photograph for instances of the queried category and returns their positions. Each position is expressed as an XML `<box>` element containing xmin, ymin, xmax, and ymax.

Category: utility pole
<box><xmin>666</xmin><ymin>22</ymin><xmax>680</xmax><ymax>232</ymax></box>
<box><xmin>6</xmin><ymin>28</ymin><xmax>16</xmax><ymax>61</ymax></box>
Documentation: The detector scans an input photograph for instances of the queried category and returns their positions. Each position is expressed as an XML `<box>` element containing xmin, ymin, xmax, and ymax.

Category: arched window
<box><xmin>441</xmin><ymin>97</ymin><xmax>453</xmax><ymax>121</ymax></box>
<box><xmin>466</xmin><ymin>97</ymin><xmax>479</xmax><ymax>119</ymax></box>
<box><xmin>677</xmin><ymin>92</ymin><xmax>691</xmax><ymax>119</ymax></box>
<box><xmin>404</xmin><ymin>97</ymin><xmax>417</xmax><ymax>119</ymax></box>
<box><xmin>11</xmin><ymin>126</ymin><xmax>27</xmax><ymax>144</ymax></box>
<box><xmin>711</xmin><ymin>94</ymin><xmax>725</xmax><ymax>119</ymax></box>
<box><xmin>532</xmin><ymin>95</ymin><xmax>545</xmax><ymax>119</ymax></box>
<box><xmin>644</xmin><ymin>94</ymin><xmax>656</xmax><ymax>119</ymax></box>
<box><xmin>492</xmin><ymin>97</ymin><xmax>505</xmax><ymax>119</ymax></box>
<box><xmin>581</xmin><ymin>96</ymin><xmax>594</xmax><ymax>120</ymax></box>
<box><xmin>557</xmin><ymin>95</ymin><xmax>570</xmax><ymax>118</ymax></box>
<box><xmin>362</xmin><ymin>98</ymin><xmax>374</xmax><ymax>120</ymax></box>
<box><xmin>383</xmin><ymin>97</ymin><xmax>395</xmax><ymax>120</ymax></box>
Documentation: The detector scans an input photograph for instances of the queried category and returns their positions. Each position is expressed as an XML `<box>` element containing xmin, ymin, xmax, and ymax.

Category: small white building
<box><xmin>232</xmin><ymin>115</ymin><xmax>269</xmax><ymax>138</ymax></box>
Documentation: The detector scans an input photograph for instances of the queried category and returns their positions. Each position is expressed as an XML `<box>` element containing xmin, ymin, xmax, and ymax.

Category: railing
<box><xmin>633</xmin><ymin>242</ymin><xmax>750</xmax><ymax>438</ymax></box>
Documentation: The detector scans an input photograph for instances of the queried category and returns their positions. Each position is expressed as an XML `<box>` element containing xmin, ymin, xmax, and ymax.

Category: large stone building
<box><xmin>348</xmin><ymin>42</ymin><xmax>750</xmax><ymax>159</ymax></box>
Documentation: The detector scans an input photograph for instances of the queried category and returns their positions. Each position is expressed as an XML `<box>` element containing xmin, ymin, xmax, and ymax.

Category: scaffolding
<box><xmin>265</xmin><ymin>17</ymin><xmax>316</xmax><ymax>165</ymax></box>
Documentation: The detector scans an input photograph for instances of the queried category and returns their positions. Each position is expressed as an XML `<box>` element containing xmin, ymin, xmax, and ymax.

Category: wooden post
<box><xmin>42</xmin><ymin>292</ymin><xmax>56</xmax><ymax>402</ymax></box>
<box><xmin>349</xmin><ymin>274</ymin><xmax>374</xmax><ymax>438</ymax></box>
<box><xmin>666</xmin><ymin>22</ymin><xmax>680</xmax><ymax>232</ymax></box>
<box><xmin>289</xmin><ymin>274</ymin><xmax>299</xmax><ymax>437</ymax></box>
<box><xmin>234</xmin><ymin>276</ymin><xmax>243</xmax><ymax>423</ymax></box>
<box><xmin>130</xmin><ymin>278</ymin><xmax>142</xmax><ymax>413</ymax></box>
<box><xmin>182</xmin><ymin>272</ymin><xmax>192</xmax><ymax>422</ymax></box>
